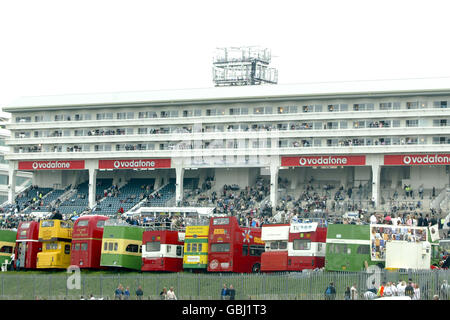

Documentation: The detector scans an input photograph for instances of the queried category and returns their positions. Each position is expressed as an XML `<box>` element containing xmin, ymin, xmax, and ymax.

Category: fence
<box><xmin>0</xmin><ymin>270</ymin><xmax>449</xmax><ymax>300</ymax></box>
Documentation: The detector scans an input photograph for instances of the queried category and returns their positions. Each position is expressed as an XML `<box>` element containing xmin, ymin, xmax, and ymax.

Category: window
<box><xmin>104</xmin><ymin>242</ymin><xmax>108</xmax><ymax>251</ymax></box>
<box><xmin>76</xmin><ymin>220</ymin><xmax>89</xmax><ymax>227</ymax></box>
<box><xmin>192</xmin><ymin>243</ymin><xmax>198</xmax><ymax>252</ymax></box>
<box><xmin>357</xmin><ymin>245</ymin><xmax>370</xmax><ymax>255</ymax></box>
<box><xmin>379</xmin><ymin>102</ymin><xmax>392</xmax><ymax>110</ymax></box>
<box><xmin>434</xmin><ymin>101</ymin><xmax>448</xmax><ymax>108</ymax></box>
<box><xmin>176</xmin><ymin>246</ymin><xmax>182</xmax><ymax>256</ymax></box>
<box><xmin>242</xmin><ymin>245</ymin><xmax>248</xmax><ymax>256</ymax></box>
<box><xmin>41</xmin><ymin>221</ymin><xmax>54</xmax><ymax>228</ymax></box>
<box><xmin>186</xmin><ymin>243</ymin><xmax>191</xmax><ymax>252</ymax></box>
<box><xmin>0</xmin><ymin>246</ymin><xmax>13</xmax><ymax>254</ymax></box>
<box><xmin>74</xmin><ymin>243</ymin><xmax>80</xmax><ymax>251</ymax></box>
<box><xmin>65</xmin><ymin>245</ymin><xmax>71</xmax><ymax>255</ymax></box>
<box><xmin>332</xmin><ymin>244</ymin><xmax>348</xmax><ymax>254</ymax></box>
<box><xmin>211</xmin><ymin>243</ymin><xmax>230</xmax><ymax>252</ymax></box>
<box><xmin>198</xmin><ymin>244</ymin><xmax>202</xmax><ymax>252</ymax></box>
<box><xmin>406</xmin><ymin>119</ymin><xmax>419</xmax><ymax>127</ymax></box>
<box><xmin>97</xmin><ymin>220</ymin><xmax>105</xmax><ymax>228</ymax></box>
<box><xmin>146</xmin><ymin>242</ymin><xmax>161</xmax><ymax>252</ymax></box>
<box><xmin>126</xmin><ymin>244</ymin><xmax>139</xmax><ymax>253</ymax></box>
<box><xmin>293</xmin><ymin>239</ymin><xmax>311</xmax><ymax>250</ymax></box>
<box><xmin>269</xmin><ymin>241</ymin><xmax>287</xmax><ymax>250</ymax></box>
<box><xmin>114</xmin><ymin>243</ymin><xmax>118</xmax><ymax>251</ymax></box>
<box><xmin>249</xmin><ymin>245</ymin><xmax>264</xmax><ymax>256</ymax></box>
<box><xmin>81</xmin><ymin>243</ymin><xmax>88</xmax><ymax>251</ymax></box>
<box><xmin>108</xmin><ymin>243</ymin><xmax>113</xmax><ymax>251</ymax></box>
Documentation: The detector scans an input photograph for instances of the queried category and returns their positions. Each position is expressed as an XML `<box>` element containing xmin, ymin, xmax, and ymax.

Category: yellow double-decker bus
<box><xmin>36</xmin><ymin>219</ymin><xmax>73</xmax><ymax>269</ymax></box>
<box><xmin>183</xmin><ymin>224</ymin><xmax>209</xmax><ymax>270</ymax></box>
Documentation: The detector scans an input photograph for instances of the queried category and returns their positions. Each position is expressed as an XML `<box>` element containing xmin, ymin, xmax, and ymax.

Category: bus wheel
<box><xmin>252</xmin><ymin>263</ymin><xmax>261</xmax><ymax>273</ymax></box>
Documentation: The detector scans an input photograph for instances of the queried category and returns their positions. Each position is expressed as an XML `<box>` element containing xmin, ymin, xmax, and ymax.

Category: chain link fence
<box><xmin>0</xmin><ymin>270</ymin><xmax>449</xmax><ymax>300</ymax></box>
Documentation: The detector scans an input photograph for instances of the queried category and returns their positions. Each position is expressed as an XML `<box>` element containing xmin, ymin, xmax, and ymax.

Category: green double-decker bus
<box><xmin>100</xmin><ymin>222</ymin><xmax>144</xmax><ymax>271</ymax></box>
<box><xmin>325</xmin><ymin>223</ymin><xmax>441</xmax><ymax>272</ymax></box>
<box><xmin>0</xmin><ymin>229</ymin><xmax>17</xmax><ymax>268</ymax></box>
<box><xmin>325</xmin><ymin>224</ymin><xmax>376</xmax><ymax>272</ymax></box>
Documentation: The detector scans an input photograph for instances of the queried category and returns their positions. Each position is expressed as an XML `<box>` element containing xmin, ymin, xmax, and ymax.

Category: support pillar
<box><xmin>8</xmin><ymin>166</ymin><xmax>16</xmax><ymax>204</ymax></box>
<box><xmin>270</xmin><ymin>163</ymin><xmax>279</xmax><ymax>212</ymax></box>
<box><xmin>88</xmin><ymin>168</ymin><xmax>97</xmax><ymax>209</ymax></box>
<box><xmin>175</xmin><ymin>166</ymin><xmax>184</xmax><ymax>205</ymax></box>
<box><xmin>371</xmin><ymin>164</ymin><xmax>381</xmax><ymax>209</ymax></box>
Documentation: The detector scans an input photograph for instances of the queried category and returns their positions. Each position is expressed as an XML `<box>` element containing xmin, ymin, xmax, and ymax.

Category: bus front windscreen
<box><xmin>211</xmin><ymin>243</ymin><xmax>230</xmax><ymax>252</ymax></box>
<box><xmin>146</xmin><ymin>242</ymin><xmax>161</xmax><ymax>252</ymax></box>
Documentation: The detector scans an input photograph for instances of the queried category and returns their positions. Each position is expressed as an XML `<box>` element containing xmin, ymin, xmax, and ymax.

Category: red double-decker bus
<box><xmin>15</xmin><ymin>221</ymin><xmax>42</xmax><ymax>269</ymax></box>
<box><xmin>141</xmin><ymin>230</ymin><xmax>184</xmax><ymax>272</ymax></box>
<box><xmin>207</xmin><ymin>216</ymin><xmax>264</xmax><ymax>273</ymax></box>
<box><xmin>261</xmin><ymin>220</ymin><xmax>327</xmax><ymax>272</ymax></box>
<box><xmin>71</xmin><ymin>215</ymin><xmax>109</xmax><ymax>268</ymax></box>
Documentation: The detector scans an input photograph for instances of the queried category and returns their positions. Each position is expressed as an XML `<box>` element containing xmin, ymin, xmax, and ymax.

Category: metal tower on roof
<box><xmin>212</xmin><ymin>46</ymin><xmax>278</xmax><ymax>87</ymax></box>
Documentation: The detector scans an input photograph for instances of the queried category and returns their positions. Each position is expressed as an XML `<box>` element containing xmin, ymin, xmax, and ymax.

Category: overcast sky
<box><xmin>1</xmin><ymin>0</ymin><xmax>450</xmax><ymax>109</ymax></box>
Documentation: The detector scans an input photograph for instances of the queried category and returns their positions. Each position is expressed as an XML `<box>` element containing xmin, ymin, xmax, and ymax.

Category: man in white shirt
<box><xmin>370</xmin><ymin>214</ymin><xmax>377</xmax><ymax>224</ymax></box>
<box><xmin>166</xmin><ymin>287</ymin><xmax>177</xmax><ymax>300</ymax></box>
<box><xmin>383</xmin><ymin>282</ymin><xmax>393</xmax><ymax>297</ymax></box>
<box><xmin>350</xmin><ymin>283</ymin><xmax>358</xmax><ymax>300</ymax></box>
<box><xmin>397</xmin><ymin>281</ymin><xmax>406</xmax><ymax>296</ymax></box>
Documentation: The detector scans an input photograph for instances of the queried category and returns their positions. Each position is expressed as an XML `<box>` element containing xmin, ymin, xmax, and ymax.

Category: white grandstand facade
<box><xmin>3</xmin><ymin>78</ymin><xmax>450</xmax><ymax>215</ymax></box>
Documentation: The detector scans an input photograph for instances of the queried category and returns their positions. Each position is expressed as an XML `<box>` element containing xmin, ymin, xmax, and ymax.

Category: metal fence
<box><xmin>0</xmin><ymin>270</ymin><xmax>449</xmax><ymax>300</ymax></box>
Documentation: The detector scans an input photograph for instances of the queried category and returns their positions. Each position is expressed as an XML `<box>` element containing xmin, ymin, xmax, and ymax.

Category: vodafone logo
<box><xmin>31</xmin><ymin>161</ymin><xmax>71</xmax><ymax>170</ymax></box>
<box><xmin>113</xmin><ymin>160</ymin><xmax>156</xmax><ymax>169</ymax></box>
<box><xmin>298</xmin><ymin>156</ymin><xmax>348</xmax><ymax>166</ymax></box>
<box><xmin>402</xmin><ymin>154</ymin><xmax>450</xmax><ymax>165</ymax></box>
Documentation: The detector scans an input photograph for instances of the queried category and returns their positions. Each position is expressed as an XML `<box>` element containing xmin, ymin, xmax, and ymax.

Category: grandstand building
<box><xmin>0</xmin><ymin>112</ymin><xmax>31</xmax><ymax>205</ymax></box>
<box><xmin>3</xmin><ymin>78</ymin><xmax>450</xmax><ymax>215</ymax></box>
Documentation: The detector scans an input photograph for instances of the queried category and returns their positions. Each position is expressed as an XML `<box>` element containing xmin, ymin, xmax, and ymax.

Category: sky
<box><xmin>1</xmin><ymin>0</ymin><xmax>450</xmax><ymax>110</ymax></box>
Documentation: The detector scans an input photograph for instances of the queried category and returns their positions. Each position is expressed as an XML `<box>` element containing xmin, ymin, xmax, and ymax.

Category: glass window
<box><xmin>176</xmin><ymin>246</ymin><xmax>182</xmax><ymax>256</ymax></box>
<box><xmin>97</xmin><ymin>220</ymin><xmax>105</xmax><ymax>228</ymax></box>
<box><xmin>166</xmin><ymin>245</ymin><xmax>172</xmax><ymax>253</ymax></box>
<box><xmin>242</xmin><ymin>245</ymin><xmax>248</xmax><ymax>256</ymax></box>
<box><xmin>192</xmin><ymin>243</ymin><xmax>198</xmax><ymax>252</ymax></box>
<box><xmin>64</xmin><ymin>245</ymin><xmax>71</xmax><ymax>255</ymax></box>
<box><xmin>41</xmin><ymin>221</ymin><xmax>54</xmax><ymax>228</ymax></box>
<box><xmin>211</xmin><ymin>243</ymin><xmax>230</xmax><ymax>252</ymax></box>
<box><xmin>357</xmin><ymin>245</ymin><xmax>370</xmax><ymax>255</ymax></box>
<box><xmin>333</xmin><ymin>244</ymin><xmax>348</xmax><ymax>254</ymax></box>
<box><xmin>81</xmin><ymin>243</ymin><xmax>88</xmax><ymax>251</ymax></box>
<box><xmin>293</xmin><ymin>239</ymin><xmax>311</xmax><ymax>250</ymax></box>
<box><xmin>249</xmin><ymin>245</ymin><xmax>264</xmax><ymax>256</ymax></box>
<box><xmin>0</xmin><ymin>246</ymin><xmax>13</xmax><ymax>254</ymax></box>
<box><xmin>76</xmin><ymin>220</ymin><xmax>89</xmax><ymax>227</ymax></box>
<box><xmin>108</xmin><ymin>243</ymin><xmax>113</xmax><ymax>251</ymax></box>
<box><xmin>74</xmin><ymin>243</ymin><xmax>80</xmax><ymax>251</ymax></box>
<box><xmin>145</xmin><ymin>242</ymin><xmax>161</xmax><ymax>252</ymax></box>
<box><xmin>126</xmin><ymin>244</ymin><xmax>139</xmax><ymax>253</ymax></box>
<box><xmin>104</xmin><ymin>242</ymin><xmax>108</xmax><ymax>251</ymax></box>
<box><xmin>186</xmin><ymin>243</ymin><xmax>191</xmax><ymax>252</ymax></box>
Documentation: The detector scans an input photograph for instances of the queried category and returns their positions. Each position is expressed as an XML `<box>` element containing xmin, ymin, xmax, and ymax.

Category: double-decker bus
<box><xmin>71</xmin><ymin>215</ymin><xmax>109</xmax><ymax>269</ymax></box>
<box><xmin>325</xmin><ymin>223</ymin><xmax>437</xmax><ymax>271</ymax></box>
<box><xmin>100</xmin><ymin>220</ymin><xmax>143</xmax><ymax>270</ymax></box>
<box><xmin>141</xmin><ymin>229</ymin><xmax>184</xmax><ymax>272</ymax></box>
<box><xmin>15</xmin><ymin>221</ymin><xmax>41</xmax><ymax>269</ymax></box>
<box><xmin>261</xmin><ymin>219</ymin><xmax>327</xmax><ymax>272</ymax></box>
<box><xmin>207</xmin><ymin>216</ymin><xmax>264</xmax><ymax>273</ymax></box>
<box><xmin>183</xmin><ymin>223</ymin><xmax>210</xmax><ymax>271</ymax></box>
<box><xmin>36</xmin><ymin>219</ymin><xmax>73</xmax><ymax>269</ymax></box>
<box><xmin>0</xmin><ymin>229</ymin><xmax>17</xmax><ymax>270</ymax></box>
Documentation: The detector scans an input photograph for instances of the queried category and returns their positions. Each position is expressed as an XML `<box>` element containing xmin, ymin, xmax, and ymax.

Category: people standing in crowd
<box><xmin>135</xmin><ymin>285</ymin><xmax>143</xmax><ymax>300</ymax></box>
<box><xmin>123</xmin><ymin>287</ymin><xmax>130</xmax><ymax>300</ymax></box>
<box><xmin>228</xmin><ymin>284</ymin><xmax>236</xmax><ymax>300</ymax></box>
<box><xmin>160</xmin><ymin>287</ymin><xmax>167</xmax><ymax>300</ymax></box>
<box><xmin>324</xmin><ymin>282</ymin><xmax>336</xmax><ymax>300</ymax></box>
<box><xmin>350</xmin><ymin>283</ymin><xmax>358</xmax><ymax>300</ymax></box>
<box><xmin>114</xmin><ymin>284</ymin><xmax>124</xmax><ymax>300</ymax></box>
<box><xmin>166</xmin><ymin>287</ymin><xmax>177</xmax><ymax>300</ymax></box>
<box><xmin>221</xmin><ymin>284</ymin><xmax>228</xmax><ymax>300</ymax></box>
<box><xmin>413</xmin><ymin>284</ymin><xmax>421</xmax><ymax>300</ymax></box>
<box><xmin>405</xmin><ymin>281</ymin><xmax>415</xmax><ymax>299</ymax></box>
<box><xmin>397</xmin><ymin>281</ymin><xmax>406</xmax><ymax>296</ymax></box>
<box><xmin>377</xmin><ymin>282</ymin><xmax>386</xmax><ymax>297</ymax></box>
<box><xmin>344</xmin><ymin>287</ymin><xmax>351</xmax><ymax>300</ymax></box>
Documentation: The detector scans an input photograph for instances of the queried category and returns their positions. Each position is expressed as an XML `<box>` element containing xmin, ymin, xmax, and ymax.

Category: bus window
<box><xmin>126</xmin><ymin>244</ymin><xmax>139</xmax><ymax>253</ymax></box>
<box><xmin>0</xmin><ymin>246</ymin><xmax>12</xmax><ymax>253</ymax></box>
<box><xmin>242</xmin><ymin>245</ymin><xmax>249</xmax><ymax>256</ymax></box>
<box><xmin>81</xmin><ymin>243</ymin><xmax>88</xmax><ymax>251</ymax></box>
<box><xmin>357</xmin><ymin>245</ymin><xmax>370</xmax><ymax>255</ymax></box>
<box><xmin>270</xmin><ymin>241</ymin><xmax>287</xmax><ymax>250</ymax></box>
<box><xmin>76</xmin><ymin>220</ymin><xmax>89</xmax><ymax>227</ymax></box>
<box><xmin>108</xmin><ymin>243</ymin><xmax>113</xmax><ymax>251</ymax></box>
<box><xmin>20</xmin><ymin>222</ymin><xmax>30</xmax><ymax>229</ymax></box>
<box><xmin>42</xmin><ymin>221</ymin><xmax>54</xmax><ymax>228</ymax></box>
<box><xmin>65</xmin><ymin>245</ymin><xmax>71</xmax><ymax>255</ymax></box>
<box><xmin>96</xmin><ymin>220</ymin><xmax>105</xmax><ymax>228</ymax></box>
<box><xmin>146</xmin><ymin>242</ymin><xmax>161</xmax><ymax>252</ymax></box>
<box><xmin>176</xmin><ymin>246</ymin><xmax>182</xmax><ymax>256</ymax></box>
<box><xmin>192</xmin><ymin>243</ymin><xmax>198</xmax><ymax>252</ymax></box>
<box><xmin>74</xmin><ymin>243</ymin><xmax>80</xmax><ymax>251</ymax></box>
<box><xmin>186</xmin><ymin>243</ymin><xmax>191</xmax><ymax>252</ymax></box>
<box><xmin>211</xmin><ymin>243</ymin><xmax>230</xmax><ymax>252</ymax></box>
<box><xmin>60</xmin><ymin>221</ymin><xmax>72</xmax><ymax>228</ymax></box>
<box><xmin>46</xmin><ymin>243</ymin><xmax>58</xmax><ymax>250</ymax></box>
<box><xmin>198</xmin><ymin>244</ymin><xmax>202</xmax><ymax>252</ymax></box>
<box><xmin>249</xmin><ymin>245</ymin><xmax>264</xmax><ymax>256</ymax></box>
<box><xmin>334</xmin><ymin>244</ymin><xmax>348</xmax><ymax>254</ymax></box>
<box><xmin>293</xmin><ymin>239</ymin><xmax>311</xmax><ymax>250</ymax></box>
<box><xmin>20</xmin><ymin>230</ymin><xmax>27</xmax><ymax>237</ymax></box>
<box><xmin>114</xmin><ymin>243</ymin><xmax>118</xmax><ymax>251</ymax></box>
<box><xmin>167</xmin><ymin>245</ymin><xmax>172</xmax><ymax>253</ymax></box>
<box><xmin>104</xmin><ymin>242</ymin><xmax>108</xmax><ymax>251</ymax></box>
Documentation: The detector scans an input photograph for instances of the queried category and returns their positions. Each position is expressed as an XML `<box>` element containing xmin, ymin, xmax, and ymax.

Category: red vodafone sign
<box><xmin>98</xmin><ymin>159</ymin><xmax>171</xmax><ymax>169</ymax></box>
<box><xmin>18</xmin><ymin>160</ymin><xmax>85</xmax><ymax>170</ymax></box>
<box><xmin>385</xmin><ymin>154</ymin><xmax>450</xmax><ymax>166</ymax></box>
<box><xmin>281</xmin><ymin>155</ymin><xmax>366</xmax><ymax>167</ymax></box>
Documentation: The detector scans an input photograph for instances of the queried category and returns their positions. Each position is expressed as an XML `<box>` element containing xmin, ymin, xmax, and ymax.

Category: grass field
<box><xmin>0</xmin><ymin>269</ymin><xmax>449</xmax><ymax>300</ymax></box>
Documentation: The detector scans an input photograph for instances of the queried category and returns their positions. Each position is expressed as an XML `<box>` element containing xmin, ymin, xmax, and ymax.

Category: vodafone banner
<box><xmin>281</xmin><ymin>155</ymin><xmax>366</xmax><ymax>167</ymax></box>
<box><xmin>98</xmin><ymin>159</ymin><xmax>171</xmax><ymax>170</ymax></box>
<box><xmin>385</xmin><ymin>154</ymin><xmax>450</xmax><ymax>166</ymax></box>
<box><xmin>18</xmin><ymin>160</ymin><xmax>85</xmax><ymax>170</ymax></box>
